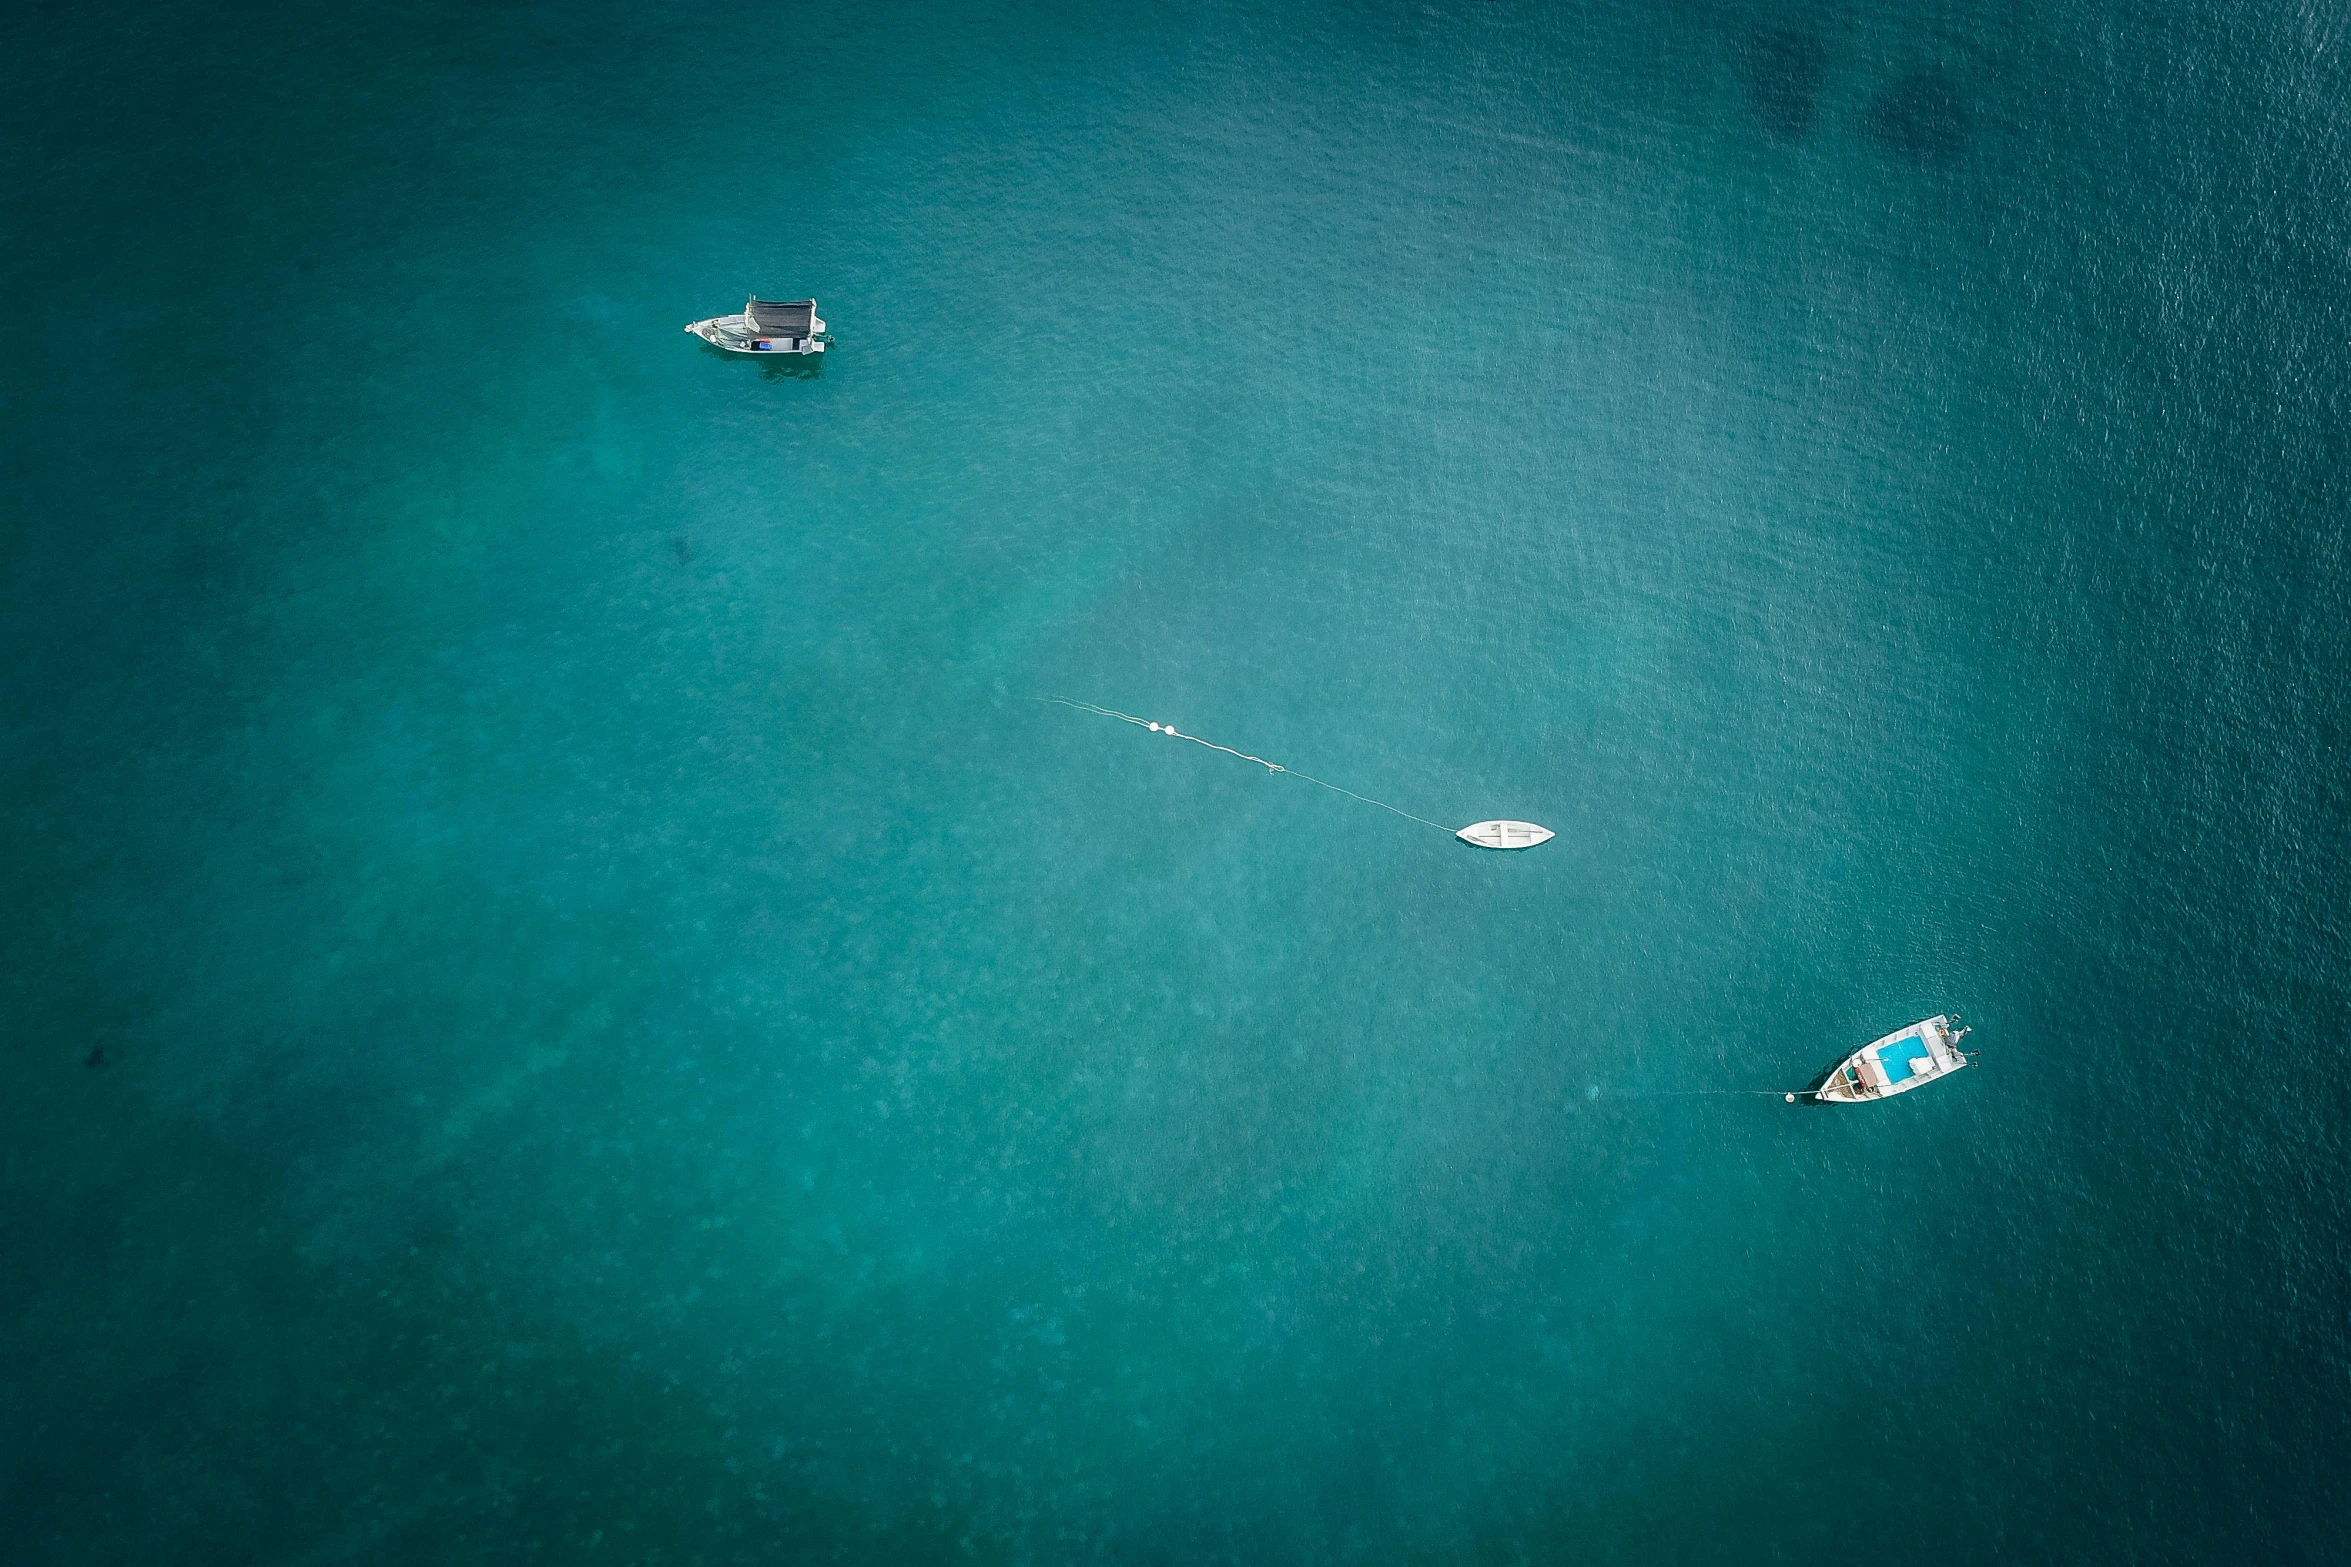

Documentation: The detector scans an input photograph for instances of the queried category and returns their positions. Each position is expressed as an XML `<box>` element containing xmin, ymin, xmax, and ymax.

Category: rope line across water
<box><xmin>1033</xmin><ymin>696</ymin><xmax>1454</xmax><ymax>833</ymax></box>
<box><xmin>1038</xmin><ymin>699</ymin><xmax>1858</xmax><ymax>1107</ymax></box>
<box><xmin>1616</xmin><ymin>1090</ymin><xmax>1818</xmax><ymax>1100</ymax></box>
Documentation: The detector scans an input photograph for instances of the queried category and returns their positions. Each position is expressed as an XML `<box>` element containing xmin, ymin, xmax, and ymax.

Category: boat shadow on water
<box><xmin>688</xmin><ymin>337</ymin><xmax>825</xmax><ymax>379</ymax></box>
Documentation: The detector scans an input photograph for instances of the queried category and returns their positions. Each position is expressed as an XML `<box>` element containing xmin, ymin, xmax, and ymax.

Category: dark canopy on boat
<box><xmin>747</xmin><ymin>298</ymin><xmax>816</xmax><ymax>335</ymax></box>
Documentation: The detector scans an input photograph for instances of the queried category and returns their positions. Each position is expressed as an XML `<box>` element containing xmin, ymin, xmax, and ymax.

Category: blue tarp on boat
<box><xmin>1874</xmin><ymin>1033</ymin><xmax>1934</xmax><ymax>1083</ymax></box>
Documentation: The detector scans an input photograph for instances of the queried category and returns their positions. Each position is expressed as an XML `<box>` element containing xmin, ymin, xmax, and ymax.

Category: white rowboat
<box><xmin>1456</xmin><ymin>820</ymin><xmax>1554</xmax><ymax>850</ymax></box>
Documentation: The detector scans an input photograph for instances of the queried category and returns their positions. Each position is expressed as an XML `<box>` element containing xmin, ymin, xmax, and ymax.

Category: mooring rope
<box><xmin>1033</xmin><ymin>696</ymin><xmax>1455</xmax><ymax>834</ymax></box>
<box><xmin>1622</xmin><ymin>1089</ymin><xmax>1819</xmax><ymax>1102</ymax></box>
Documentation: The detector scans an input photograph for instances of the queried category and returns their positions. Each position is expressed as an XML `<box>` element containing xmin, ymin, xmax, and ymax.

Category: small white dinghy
<box><xmin>1456</xmin><ymin>820</ymin><xmax>1554</xmax><ymax>850</ymax></box>
<box><xmin>686</xmin><ymin>297</ymin><xmax>830</xmax><ymax>355</ymax></box>
<box><xmin>1813</xmin><ymin>1015</ymin><xmax>1972</xmax><ymax>1103</ymax></box>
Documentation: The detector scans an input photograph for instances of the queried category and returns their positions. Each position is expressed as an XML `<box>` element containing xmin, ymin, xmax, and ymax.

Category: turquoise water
<box><xmin>5</xmin><ymin>0</ymin><xmax>2349</xmax><ymax>1560</ymax></box>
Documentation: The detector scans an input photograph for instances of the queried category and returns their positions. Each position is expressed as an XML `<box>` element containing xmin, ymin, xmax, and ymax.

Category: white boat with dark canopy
<box><xmin>1456</xmin><ymin>820</ymin><xmax>1554</xmax><ymax>850</ymax></box>
<box><xmin>1814</xmin><ymin>1015</ymin><xmax>1972</xmax><ymax>1103</ymax></box>
<box><xmin>686</xmin><ymin>297</ymin><xmax>830</xmax><ymax>355</ymax></box>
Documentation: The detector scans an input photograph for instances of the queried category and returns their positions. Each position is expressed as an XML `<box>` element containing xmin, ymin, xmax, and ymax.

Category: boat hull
<box><xmin>1455</xmin><ymin>820</ymin><xmax>1553</xmax><ymax>850</ymax></box>
<box><xmin>1816</xmin><ymin>1015</ymin><xmax>1969</xmax><ymax>1103</ymax></box>
<box><xmin>687</xmin><ymin>313</ymin><xmax>829</xmax><ymax>355</ymax></box>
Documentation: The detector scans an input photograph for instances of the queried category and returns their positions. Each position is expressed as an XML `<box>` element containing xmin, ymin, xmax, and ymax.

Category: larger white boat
<box><xmin>686</xmin><ymin>297</ymin><xmax>829</xmax><ymax>355</ymax></box>
<box><xmin>1815</xmin><ymin>1015</ymin><xmax>1972</xmax><ymax>1103</ymax></box>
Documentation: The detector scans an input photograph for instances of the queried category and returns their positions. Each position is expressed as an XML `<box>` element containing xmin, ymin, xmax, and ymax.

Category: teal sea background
<box><xmin>5</xmin><ymin>0</ymin><xmax>2349</xmax><ymax>1560</ymax></box>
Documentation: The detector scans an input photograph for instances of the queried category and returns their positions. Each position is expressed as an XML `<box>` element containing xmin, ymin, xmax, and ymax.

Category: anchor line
<box><xmin>1618</xmin><ymin>1090</ymin><xmax>1817</xmax><ymax>1099</ymax></box>
<box><xmin>1032</xmin><ymin>696</ymin><xmax>1454</xmax><ymax>834</ymax></box>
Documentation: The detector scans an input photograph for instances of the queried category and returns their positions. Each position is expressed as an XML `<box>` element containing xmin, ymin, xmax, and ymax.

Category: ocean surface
<box><xmin>5</xmin><ymin>0</ymin><xmax>2348</xmax><ymax>1561</ymax></box>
